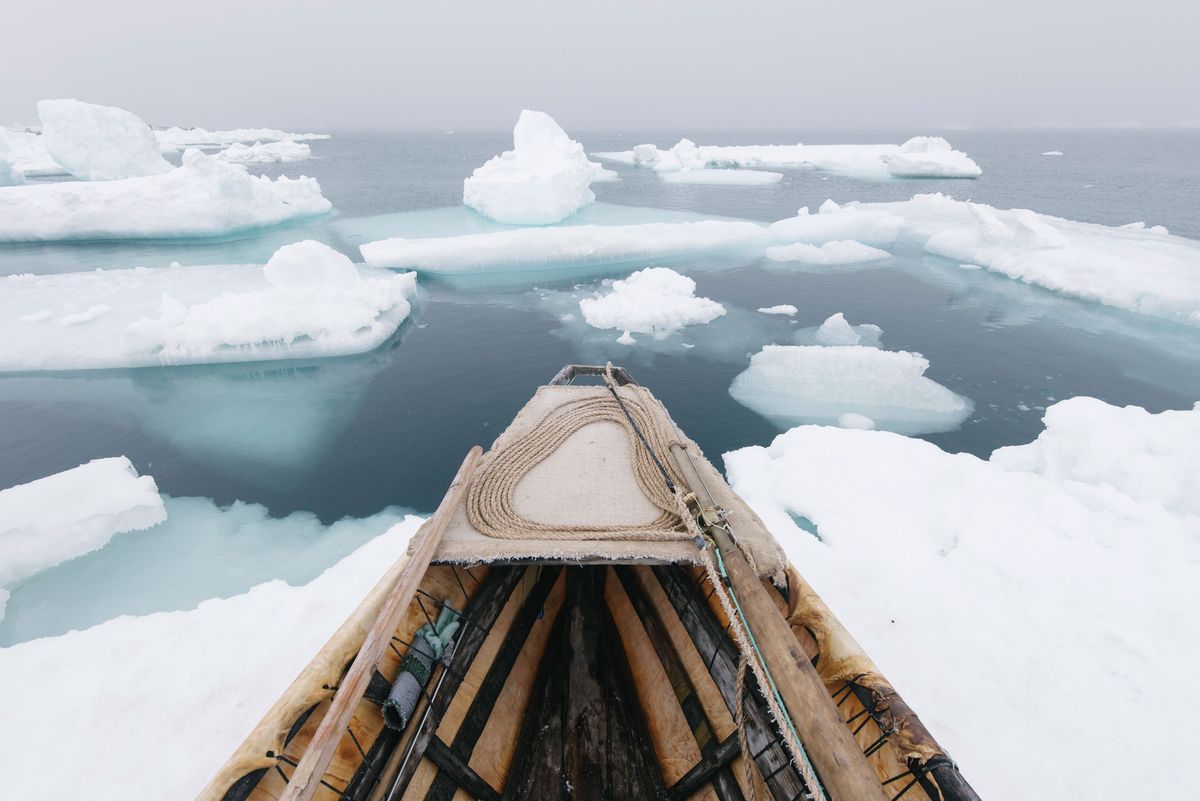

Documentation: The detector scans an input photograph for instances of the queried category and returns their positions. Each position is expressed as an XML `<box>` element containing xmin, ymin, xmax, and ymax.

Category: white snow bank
<box><xmin>758</xmin><ymin>304</ymin><xmax>798</xmax><ymax>315</ymax></box>
<box><xmin>803</xmin><ymin>312</ymin><xmax>883</xmax><ymax>346</ymax></box>
<box><xmin>579</xmin><ymin>267</ymin><xmax>725</xmax><ymax>339</ymax></box>
<box><xmin>0</xmin><ymin>515</ymin><xmax>423</xmax><ymax>801</ymax></box>
<box><xmin>0</xmin><ymin>149</ymin><xmax>330</xmax><ymax>242</ymax></box>
<box><xmin>723</xmin><ymin>399</ymin><xmax>1200</xmax><ymax>800</ymax></box>
<box><xmin>0</xmin><ymin>128</ymin><xmax>66</xmax><ymax>176</ymax></box>
<box><xmin>38</xmin><ymin>99</ymin><xmax>171</xmax><ymax>180</ymax></box>
<box><xmin>729</xmin><ymin>345</ymin><xmax>971</xmax><ymax>434</ymax></box>
<box><xmin>768</xmin><ymin>201</ymin><xmax>904</xmax><ymax>246</ymax></box>
<box><xmin>463</xmin><ymin>110</ymin><xmax>596</xmax><ymax>224</ymax></box>
<box><xmin>360</xmin><ymin>220</ymin><xmax>768</xmax><ymax>275</ymax></box>
<box><xmin>155</xmin><ymin>126</ymin><xmax>328</xmax><ymax>149</ymax></box>
<box><xmin>0</xmin><ymin>458</ymin><xmax>164</xmax><ymax>616</ymax></box>
<box><xmin>844</xmin><ymin>194</ymin><xmax>1200</xmax><ymax>326</ymax></box>
<box><xmin>594</xmin><ymin>136</ymin><xmax>981</xmax><ymax>179</ymax></box>
<box><xmin>766</xmin><ymin>240</ymin><xmax>891</xmax><ymax>265</ymax></box>
<box><xmin>0</xmin><ymin>241</ymin><xmax>417</xmax><ymax>370</ymax></box>
<box><xmin>660</xmin><ymin>168</ymin><xmax>783</xmax><ymax>185</ymax></box>
<box><xmin>216</xmin><ymin>140</ymin><xmax>312</xmax><ymax>163</ymax></box>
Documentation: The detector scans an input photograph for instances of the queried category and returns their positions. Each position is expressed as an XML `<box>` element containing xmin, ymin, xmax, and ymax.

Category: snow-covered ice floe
<box><xmin>463</xmin><ymin>110</ymin><xmax>598</xmax><ymax>224</ymax></box>
<box><xmin>795</xmin><ymin>312</ymin><xmax>883</xmax><ymax>347</ymax></box>
<box><xmin>155</xmin><ymin>126</ymin><xmax>329</xmax><ymax>150</ymax></box>
<box><xmin>768</xmin><ymin>201</ymin><xmax>904</xmax><ymax>246</ymax></box>
<box><xmin>0</xmin><ymin>149</ymin><xmax>330</xmax><ymax>242</ymax></box>
<box><xmin>579</xmin><ymin>267</ymin><xmax>725</xmax><ymax>342</ymax></box>
<box><xmin>0</xmin><ymin>128</ymin><xmax>67</xmax><ymax>176</ymax></box>
<box><xmin>758</xmin><ymin>304</ymin><xmax>798</xmax><ymax>315</ymax></box>
<box><xmin>37</xmin><ymin>99</ymin><xmax>171</xmax><ymax>181</ymax></box>
<box><xmin>0</xmin><ymin>513</ymin><xmax>423</xmax><ymax>801</ymax></box>
<box><xmin>594</xmin><ymin>135</ymin><xmax>981</xmax><ymax>179</ymax></box>
<box><xmin>724</xmin><ymin>397</ymin><xmax>1200</xmax><ymax>800</ymax></box>
<box><xmin>0</xmin><ymin>457</ymin><xmax>164</xmax><ymax>621</ymax></box>
<box><xmin>0</xmin><ymin>241</ymin><xmax>417</xmax><ymax>370</ymax></box>
<box><xmin>825</xmin><ymin>193</ymin><xmax>1200</xmax><ymax>326</ymax></box>
<box><xmin>729</xmin><ymin>344</ymin><xmax>971</xmax><ymax>434</ymax></box>
<box><xmin>216</xmin><ymin>140</ymin><xmax>312</xmax><ymax>163</ymax></box>
<box><xmin>766</xmin><ymin>240</ymin><xmax>891</xmax><ymax>265</ymax></box>
<box><xmin>360</xmin><ymin>220</ymin><xmax>767</xmax><ymax>277</ymax></box>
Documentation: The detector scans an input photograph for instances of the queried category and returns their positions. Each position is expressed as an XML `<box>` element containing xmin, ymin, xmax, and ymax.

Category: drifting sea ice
<box><xmin>794</xmin><ymin>312</ymin><xmax>883</xmax><ymax>347</ymax></box>
<box><xmin>578</xmin><ymin>267</ymin><xmax>726</xmax><ymax>340</ymax></box>
<box><xmin>0</xmin><ymin>515</ymin><xmax>423</xmax><ymax>801</ymax></box>
<box><xmin>360</xmin><ymin>220</ymin><xmax>768</xmax><ymax>278</ymax></box>
<box><xmin>723</xmin><ymin>398</ymin><xmax>1200</xmax><ymax>800</ymax></box>
<box><xmin>0</xmin><ymin>149</ymin><xmax>330</xmax><ymax>242</ymax></box>
<box><xmin>765</xmin><ymin>240</ymin><xmax>891</xmax><ymax>265</ymax></box>
<box><xmin>155</xmin><ymin>126</ymin><xmax>329</xmax><ymax>150</ymax></box>
<box><xmin>216</xmin><ymin>140</ymin><xmax>312</xmax><ymax>163</ymax></box>
<box><xmin>0</xmin><ymin>241</ymin><xmax>417</xmax><ymax>370</ymax></box>
<box><xmin>463</xmin><ymin>110</ymin><xmax>597</xmax><ymax>224</ymax></box>
<box><xmin>833</xmin><ymin>194</ymin><xmax>1200</xmax><ymax>326</ymax></box>
<box><xmin>660</xmin><ymin>168</ymin><xmax>783</xmax><ymax>185</ymax></box>
<box><xmin>768</xmin><ymin>201</ymin><xmax>904</xmax><ymax>246</ymax></box>
<box><xmin>0</xmin><ymin>128</ymin><xmax>66</xmax><ymax>176</ymax></box>
<box><xmin>729</xmin><ymin>345</ymin><xmax>971</xmax><ymax>434</ymax></box>
<box><xmin>0</xmin><ymin>457</ymin><xmax>164</xmax><ymax>621</ymax></box>
<box><xmin>758</xmin><ymin>304</ymin><xmax>798</xmax><ymax>315</ymax></box>
<box><xmin>38</xmin><ymin>99</ymin><xmax>171</xmax><ymax>180</ymax></box>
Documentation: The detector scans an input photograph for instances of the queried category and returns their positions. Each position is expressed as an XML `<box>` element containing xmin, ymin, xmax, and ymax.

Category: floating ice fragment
<box><xmin>38</xmin><ymin>99</ymin><xmax>171</xmax><ymax>180</ymax></box>
<box><xmin>758</xmin><ymin>304</ymin><xmax>798</xmax><ymax>315</ymax></box>
<box><xmin>154</xmin><ymin>126</ymin><xmax>328</xmax><ymax>150</ymax></box>
<box><xmin>766</xmin><ymin>240</ymin><xmax>891</xmax><ymax>265</ymax></box>
<box><xmin>617</xmin><ymin>331</ymin><xmax>636</xmax><ymax>345</ymax></box>
<box><xmin>216</xmin><ymin>140</ymin><xmax>312</xmax><ymax>163</ymax></box>
<box><xmin>883</xmin><ymin>137</ymin><xmax>983</xmax><ymax>178</ymax></box>
<box><xmin>578</xmin><ymin>267</ymin><xmax>726</xmax><ymax>339</ymax></box>
<box><xmin>1042</xmin><ymin>150</ymin><xmax>1064</xmax><ymax>156</ymax></box>
<box><xmin>801</xmin><ymin>313</ymin><xmax>884</xmax><ymax>347</ymax></box>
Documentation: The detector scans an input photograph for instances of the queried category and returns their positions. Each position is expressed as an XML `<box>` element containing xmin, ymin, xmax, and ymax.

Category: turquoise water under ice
<box><xmin>1</xmin><ymin>129</ymin><xmax>1198</xmax><ymax>641</ymax></box>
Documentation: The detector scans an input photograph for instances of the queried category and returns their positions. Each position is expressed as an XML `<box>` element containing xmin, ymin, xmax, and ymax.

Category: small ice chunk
<box><xmin>807</xmin><ymin>313</ymin><xmax>883</xmax><ymax>347</ymax></box>
<box><xmin>1042</xmin><ymin>150</ymin><xmax>1064</xmax><ymax>156</ymax></box>
<box><xmin>37</xmin><ymin>99</ymin><xmax>172</xmax><ymax>180</ymax></box>
<box><xmin>617</xmin><ymin>330</ymin><xmax>636</xmax><ymax>345</ymax></box>
<box><xmin>837</xmin><ymin>412</ymin><xmax>875</xmax><ymax>429</ymax></box>
<box><xmin>0</xmin><ymin>457</ymin><xmax>165</xmax><ymax>604</ymax></box>
<box><xmin>758</xmin><ymin>304</ymin><xmax>798</xmax><ymax>315</ymax></box>
<box><xmin>463</xmin><ymin>110</ymin><xmax>597</xmax><ymax>224</ymax></box>
<box><xmin>216</xmin><ymin>140</ymin><xmax>312</xmax><ymax>163</ymax></box>
<box><xmin>766</xmin><ymin>240</ymin><xmax>891</xmax><ymax>265</ymax></box>
<box><xmin>579</xmin><ymin>267</ymin><xmax>726</xmax><ymax>338</ymax></box>
<box><xmin>729</xmin><ymin>344</ymin><xmax>971</xmax><ymax>434</ymax></box>
<box><xmin>958</xmin><ymin>263</ymin><xmax>982</xmax><ymax>271</ymax></box>
<box><xmin>590</xmin><ymin>161</ymin><xmax>619</xmax><ymax>182</ymax></box>
<box><xmin>883</xmin><ymin>137</ymin><xmax>982</xmax><ymax>178</ymax></box>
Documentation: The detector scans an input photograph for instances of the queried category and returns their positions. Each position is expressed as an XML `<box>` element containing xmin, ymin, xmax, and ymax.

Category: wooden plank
<box><xmin>668</xmin><ymin>733</ymin><xmax>741</xmax><ymax>800</ymax></box>
<box><xmin>425</xmin><ymin>737</ymin><xmax>500</xmax><ymax>801</ymax></box>
<box><xmin>280</xmin><ymin>446</ymin><xmax>483</xmax><ymax>801</ymax></box>
<box><xmin>706</xmin><ymin>528</ymin><xmax>889</xmax><ymax>801</ymax></box>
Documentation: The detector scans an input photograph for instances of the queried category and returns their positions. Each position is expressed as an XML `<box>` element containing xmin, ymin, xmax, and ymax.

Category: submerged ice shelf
<box><xmin>0</xmin><ymin>241</ymin><xmax>417</xmax><ymax>370</ymax></box>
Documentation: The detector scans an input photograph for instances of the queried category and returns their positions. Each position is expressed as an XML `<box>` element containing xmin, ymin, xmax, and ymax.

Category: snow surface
<box><xmin>0</xmin><ymin>241</ymin><xmax>417</xmax><ymax>370</ymax></box>
<box><xmin>594</xmin><ymin>136</ymin><xmax>981</xmax><ymax>179</ymax></box>
<box><xmin>768</xmin><ymin>201</ymin><xmax>904</xmax><ymax>246</ymax></box>
<box><xmin>360</xmin><ymin>220</ymin><xmax>768</xmax><ymax>276</ymax></box>
<box><xmin>659</xmin><ymin>168</ymin><xmax>783</xmax><ymax>185</ymax></box>
<box><xmin>0</xmin><ymin>128</ymin><xmax>66</xmax><ymax>176</ymax></box>
<box><xmin>217</xmin><ymin>140</ymin><xmax>312</xmax><ymax>163</ymax></box>
<box><xmin>766</xmin><ymin>240</ymin><xmax>891</xmax><ymax>265</ymax></box>
<box><xmin>758</xmin><ymin>304</ymin><xmax>798</xmax><ymax>315</ymax></box>
<box><xmin>0</xmin><ymin>149</ymin><xmax>331</xmax><ymax>242</ymax></box>
<box><xmin>835</xmin><ymin>194</ymin><xmax>1200</xmax><ymax>326</ymax></box>
<box><xmin>38</xmin><ymin>99</ymin><xmax>171</xmax><ymax>180</ymax></box>
<box><xmin>578</xmin><ymin>267</ymin><xmax>726</xmax><ymax>339</ymax></box>
<box><xmin>0</xmin><ymin>457</ymin><xmax>164</xmax><ymax>620</ymax></box>
<box><xmin>155</xmin><ymin>126</ymin><xmax>328</xmax><ymax>150</ymax></box>
<box><xmin>724</xmin><ymin>398</ymin><xmax>1200</xmax><ymax>800</ymax></box>
<box><xmin>463</xmin><ymin>110</ymin><xmax>596</xmax><ymax>224</ymax></box>
<box><xmin>0</xmin><ymin>514</ymin><xmax>423</xmax><ymax>801</ymax></box>
<box><xmin>729</xmin><ymin>345</ymin><xmax>971</xmax><ymax>434</ymax></box>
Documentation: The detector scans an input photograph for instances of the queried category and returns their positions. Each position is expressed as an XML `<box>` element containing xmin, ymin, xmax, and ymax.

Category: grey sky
<box><xmin>4</xmin><ymin>0</ymin><xmax>1197</xmax><ymax>131</ymax></box>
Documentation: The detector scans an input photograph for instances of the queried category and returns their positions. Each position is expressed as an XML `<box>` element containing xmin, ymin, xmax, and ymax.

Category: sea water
<box><xmin>2</xmin><ymin>129</ymin><xmax>1198</xmax><ymax>641</ymax></box>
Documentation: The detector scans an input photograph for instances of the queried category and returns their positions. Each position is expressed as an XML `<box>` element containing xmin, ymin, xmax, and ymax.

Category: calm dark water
<box><xmin>2</xmin><ymin>129</ymin><xmax>1198</xmax><ymax>526</ymax></box>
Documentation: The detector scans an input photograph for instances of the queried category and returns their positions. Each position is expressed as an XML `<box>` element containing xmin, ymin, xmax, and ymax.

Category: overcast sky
<box><xmin>3</xmin><ymin>0</ymin><xmax>1197</xmax><ymax>131</ymax></box>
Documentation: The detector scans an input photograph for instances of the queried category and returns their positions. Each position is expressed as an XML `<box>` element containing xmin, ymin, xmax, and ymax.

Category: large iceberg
<box><xmin>463</xmin><ymin>110</ymin><xmax>597</xmax><ymax>224</ymax></box>
<box><xmin>0</xmin><ymin>515</ymin><xmax>422</xmax><ymax>801</ymax></box>
<box><xmin>0</xmin><ymin>241</ymin><xmax>417</xmax><ymax>370</ymax></box>
<box><xmin>822</xmin><ymin>194</ymin><xmax>1200</xmax><ymax>326</ymax></box>
<box><xmin>594</xmin><ymin>136</ymin><xmax>982</xmax><ymax>179</ymax></box>
<box><xmin>723</xmin><ymin>398</ymin><xmax>1200</xmax><ymax>800</ymax></box>
<box><xmin>578</xmin><ymin>267</ymin><xmax>726</xmax><ymax>341</ymax></box>
<box><xmin>729</xmin><ymin>345</ymin><xmax>972</xmax><ymax>434</ymax></box>
<box><xmin>0</xmin><ymin>149</ymin><xmax>330</xmax><ymax>242</ymax></box>
<box><xmin>216</xmin><ymin>140</ymin><xmax>312</xmax><ymax>163</ymax></box>
<box><xmin>0</xmin><ymin>457</ymin><xmax>165</xmax><ymax>620</ymax></box>
<box><xmin>360</xmin><ymin>220</ymin><xmax>768</xmax><ymax>276</ymax></box>
<box><xmin>155</xmin><ymin>126</ymin><xmax>329</xmax><ymax>150</ymax></box>
<box><xmin>38</xmin><ymin>99</ymin><xmax>171</xmax><ymax>181</ymax></box>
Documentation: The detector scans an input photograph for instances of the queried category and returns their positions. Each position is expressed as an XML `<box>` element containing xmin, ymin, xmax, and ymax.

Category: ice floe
<box><xmin>155</xmin><ymin>126</ymin><xmax>329</xmax><ymax>150</ymax></box>
<box><xmin>768</xmin><ymin>201</ymin><xmax>904</xmax><ymax>246</ymax></box>
<box><xmin>758</xmin><ymin>304</ymin><xmax>798</xmax><ymax>315</ymax></box>
<box><xmin>723</xmin><ymin>398</ymin><xmax>1200</xmax><ymax>799</ymax></box>
<box><xmin>0</xmin><ymin>457</ymin><xmax>164</xmax><ymax>621</ymax></box>
<box><xmin>216</xmin><ymin>140</ymin><xmax>312</xmax><ymax>163</ymax></box>
<box><xmin>0</xmin><ymin>514</ymin><xmax>422</xmax><ymax>801</ymax></box>
<box><xmin>0</xmin><ymin>128</ymin><xmax>66</xmax><ymax>176</ymax></box>
<box><xmin>729</xmin><ymin>345</ymin><xmax>971</xmax><ymax>433</ymax></box>
<box><xmin>832</xmin><ymin>194</ymin><xmax>1200</xmax><ymax>326</ymax></box>
<box><xmin>0</xmin><ymin>153</ymin><xmax>20</xmax><ymax>187</ymax></box>
<box><xmin>38</xmin><ymin>99</ymin><xmax>171</xmax><ymax>180</ymax></box>
<box><xmin>765</xmin><ymin>240</ymin><xmax>891</xmax><ymax>265</ymax></box>
<box><xmin>463</xmin><ymin>110</ymin><xmax>597</xmax><ymax>224</ymax></box>
<box><xmin>579</xmin><ymin>267</ymin><xmax>725</xmax><ymax>340</ymax></box>
<box><xmin>795</xmin><ymin>312</ymin><xmax>884</xmax><ymax>347</ymax></box>
<box><xmin>0</xmin><ymin>241</ymin><xmax>417</xmax><ymax>370</ymax></box>
<box><xmin>0</xmin><ymin>149</ymin><xmax>330</xmax><ymax>242</ymax></box>
<box><xmin>594</xmin><ymin>136</ymin><xmax>981</xmax><ymax>179</ymax></box>
<box><xmin>360</xmin><ymin>220</ymin><xmax>768</xmax><ymax>279</ymax></box>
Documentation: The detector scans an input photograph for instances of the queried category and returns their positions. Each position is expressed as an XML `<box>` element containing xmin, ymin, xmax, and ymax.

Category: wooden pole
<box><xmin>280</xmin><ymin>445</ymin><xmax>483</xmax><ymax>801</ymax></box>
<box><xmin>709</xmin><ymin>526</ymin><xmax>889</xmax><ymax>801</ymax></box>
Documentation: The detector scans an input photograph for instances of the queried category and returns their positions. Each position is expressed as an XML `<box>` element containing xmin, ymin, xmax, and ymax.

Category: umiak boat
<box><xmin>201</xmin><ymin>364</ymin><xmax>979</xmax><ymax>801</ymax></box>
